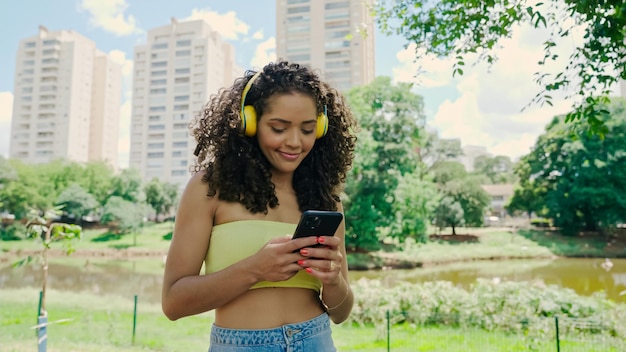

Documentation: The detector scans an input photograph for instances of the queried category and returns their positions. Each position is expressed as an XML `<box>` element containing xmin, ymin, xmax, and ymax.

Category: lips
<box><xmin>278</xmin><ymin>151</ymin><xmax>300</xmax><ymax>161</ymax></box>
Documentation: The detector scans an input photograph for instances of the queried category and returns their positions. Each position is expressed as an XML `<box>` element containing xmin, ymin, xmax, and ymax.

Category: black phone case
<box><xmin>292</xmin><ymin>210</ymin><xmax>343</xmax><ymax>239</ymax></box>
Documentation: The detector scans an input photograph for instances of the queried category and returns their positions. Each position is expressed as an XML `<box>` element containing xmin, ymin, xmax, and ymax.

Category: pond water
<box><xmin>1</xmin><ymin>257</ymin><xmax>625</xmax><ymax>304</ymax></box>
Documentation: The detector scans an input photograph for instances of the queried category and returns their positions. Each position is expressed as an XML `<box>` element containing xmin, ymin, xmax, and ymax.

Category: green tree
<box><xmin>344</xmin><ymin>77</ymin><xmax>426</xmax><ymax>251</ymax></box>
<box><xmin>374</xmin><ymin>0</ymin><xmax>626</xmax><ymax>132</ymax></box>
<box><xmin>78</xmin><ymin>161</ymin><xmax>115</xmax><ymax>206</ymax></box>
<box><xmin>56</xmin><ymin>183</ymin><xmax>98</xmax><ymax>224</ymax></box>
<box><xmin>506</xmin><ymin>156</ymin><xmax>546</xmax><ymax>218</ymax></box>
<box><xmin>434</xmin><ymin>196</ymin><xmax>465</xmax><ymax>235</ymax></box>
<box><xmin>0</xmin><ymin>160</ymin><xmax>48</xmax><ymax>219</ymax></box>
<box><xmin>100</xmin><ymin>196</ymin><xmax>146</xmax><ymax>236</ymax></box>
<box><xmin>430</xmin><ymin>161</ymin><xmax>490</xmax><ymax>227</ymax></box>
<box><xmin>473</xmin><ymin>155</ymin><xmax>516</xmax><ymax>184</ymax></box>
<box><xmin>419</xmin><ymin>133</ymin><xmax>464</xmax><ymax>177</ymax></box>
<box><xmin>391</xmin><ymin>172</ymin><xmax>440</xmax><ymax>242</ymax></box>
<box><xmin>109</xmin><ymin>168</ymin><xmax>144</xmax><ymax>203</ymax></box>
<box><xmin>518</xmin><ymin>99</ymin><xmax>626</xmax><ymax>235</ymax></box>
<box><xmin>144</xmin><ymin>178</ymin><xmax>179</xmax><ymax>222</ymax></box>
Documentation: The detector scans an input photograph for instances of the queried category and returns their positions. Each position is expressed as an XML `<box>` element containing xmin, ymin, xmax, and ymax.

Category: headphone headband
<box><xmin>239</xmin><ymin>69</ymin><xmax>328</xmax><ymax>139</ymax></box>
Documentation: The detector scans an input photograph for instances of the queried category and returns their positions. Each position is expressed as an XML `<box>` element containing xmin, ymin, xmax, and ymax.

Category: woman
<box><xmin>162</xmin><ymin>60</ymin><xmax>358</xmax><ymax>351</ymax></box>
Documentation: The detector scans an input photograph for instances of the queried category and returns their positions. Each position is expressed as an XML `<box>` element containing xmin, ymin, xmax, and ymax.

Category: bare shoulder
<box><xmin>173</xmin><ymin>171</ymin><xmax>218</xmax><ymax>241</ymax></box>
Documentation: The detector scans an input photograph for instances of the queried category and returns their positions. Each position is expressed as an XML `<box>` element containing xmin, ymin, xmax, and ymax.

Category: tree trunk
<box><xmin>452</xmin><ymin>226</ymin><xmax>457</xmax><ymax>235</ymax></box>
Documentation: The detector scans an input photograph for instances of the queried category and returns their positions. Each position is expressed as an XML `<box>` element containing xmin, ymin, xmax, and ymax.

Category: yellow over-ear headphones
<box><xmin>240</xmin><ymin>71</ymin><xmax>328</xmax><ymax>139</ymax></box>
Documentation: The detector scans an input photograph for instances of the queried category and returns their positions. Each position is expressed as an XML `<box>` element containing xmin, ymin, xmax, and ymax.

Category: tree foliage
<box><xmin>472</xmin><ymin>155</ymin><xmax>516</xmax><ymax>184</ymax></box>
<box><xmin>344</xmin><ymin>77</ymin><xmax>426</xmax><ymax>251</ymax></box>
<box><xmin>100</xmin><ymin>196</ymin><xmax>146</xmax><ymax>235</ymax></box>
<box><xmin>430</xmin><ymin>161</ymin><xmax>491</xmax><ymax>227</ymax></box>
<box><xmin>510</xmin><ymin>98</ymin><xmax>626</xmax><ymax>234</ymax></box>
<box><xmin>374</xmin><ymin>0</ymin><xmax>626</xmax><ymax>132</ymax></box>
<box><xmin>144</xmin><ymin>178</ymin><xmax>180</xmax><ymax>222</ymax></box>
<box><xmin>56</xmin><ymin>183</ymin><xmax>98</xmax><ymax>223</ymax></box>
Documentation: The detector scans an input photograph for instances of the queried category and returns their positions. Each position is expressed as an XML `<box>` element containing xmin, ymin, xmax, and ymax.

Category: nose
<box><xmin>284</xmin><ymin>129</ymin><xmax>301</xmax><ymax>148</ymax></box>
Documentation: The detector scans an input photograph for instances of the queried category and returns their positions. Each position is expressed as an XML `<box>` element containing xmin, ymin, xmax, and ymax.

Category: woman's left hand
<box><xmin>296</xmin><ymin>236</ymin><xmax>344</xmax><ymax>285</ymax></box>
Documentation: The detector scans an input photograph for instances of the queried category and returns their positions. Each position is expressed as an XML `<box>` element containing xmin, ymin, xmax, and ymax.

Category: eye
<box><xmin>271</xmin><ymin>127</ymin><xmax>286</xmax><ymax>133</ymax></box>
<box><xmin>301</xmin><ymin>129</ymin><xmax>314</xmax><ymax>135</ymax></box>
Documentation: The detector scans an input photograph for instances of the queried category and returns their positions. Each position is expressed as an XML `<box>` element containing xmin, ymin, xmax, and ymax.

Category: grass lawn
<box><xmin>2</xmin><ymin>288</ymin><xmax>623</xmax><ymax>352</ymax></box>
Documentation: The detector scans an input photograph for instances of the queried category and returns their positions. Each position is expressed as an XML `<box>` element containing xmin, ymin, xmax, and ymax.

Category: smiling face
<box><xmin>256</xmin><ymin>92</ymin><xmax>318</xmax><ymax>177</ymax></box>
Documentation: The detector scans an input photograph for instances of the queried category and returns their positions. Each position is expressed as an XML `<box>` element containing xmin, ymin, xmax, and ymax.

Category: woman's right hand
<box><xmin>247</xmin><ymin>235</ymin><xmax>318</xmax><ymax>283</ymax></box>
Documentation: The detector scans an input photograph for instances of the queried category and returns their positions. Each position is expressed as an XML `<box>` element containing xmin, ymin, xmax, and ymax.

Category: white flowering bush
<box><xmin>349</xmin><ymin>278</ymin><xmax>626</xmax><ymax>340</ymax></box>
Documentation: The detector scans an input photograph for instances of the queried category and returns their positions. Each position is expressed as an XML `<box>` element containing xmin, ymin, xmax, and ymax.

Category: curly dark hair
<box><xmin>190</xmin><ymin>60</ymin><xmax>357</xmax><ymax>214</ymax></box>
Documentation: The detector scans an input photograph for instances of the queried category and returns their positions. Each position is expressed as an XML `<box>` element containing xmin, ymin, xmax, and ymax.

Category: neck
<box><xmin>271</xmin><ymin>172</ymin><xmax>294</xmax><ymax>192</ymax></box>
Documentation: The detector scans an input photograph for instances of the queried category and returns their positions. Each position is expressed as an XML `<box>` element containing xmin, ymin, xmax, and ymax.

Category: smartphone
<box><xmin>292</xmin><ymin>210</ymin><xmax>343</xmax><ymax>243</ymax></box>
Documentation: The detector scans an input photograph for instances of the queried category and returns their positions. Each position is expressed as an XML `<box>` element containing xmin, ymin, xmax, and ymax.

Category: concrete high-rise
<box><xmin>130</xmin><ymin>18</ymin><xmax>241</xmax><ymax>185</ymax></box>
<box><xmin>276</xmin><ymin>0</ymin><xmax>375</xmax><ymax>91</ymax></box>
<box><xmin>9</xmin><ymin>26</ymin><xmax>122</xmax><ymax>167</ymax></box>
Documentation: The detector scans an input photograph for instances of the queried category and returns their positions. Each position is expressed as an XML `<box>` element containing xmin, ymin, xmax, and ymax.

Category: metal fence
<box><xmin>332</xmin><ymin>311</ymin><xmax>626</xmax><ymax>351</ymax></box>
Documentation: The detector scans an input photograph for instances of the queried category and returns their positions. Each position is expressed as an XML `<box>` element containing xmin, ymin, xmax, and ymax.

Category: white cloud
<box><xmin>393</xmin><ymin>43</ymin><xmax>455</xmax><ymax>88</ymax></box>
<box><xmin>184</xmin><ymin>8</ymin><xmax>249</xmax><ymax>40</ymax></box>
<box><xmin>393</xmin><ymin>23</ymin><xmax>586</xmax><ymax>160</ymax></box>
<box><xmin>252</xmin><ymin>30</ymin><xmax>264</xmax><ymax>40</ymax></box>
<box><xmin>106</xmin><ymin>49</ymin><xmax>133</xmax><ymax>169</ymax></box>
<box><xmin>250</xmin><ymin>37</ymin><xmax>276</xmax><ymax>69</ymax></box>
<box><xmin>108</xmin><ymin>50</ymin><xmax>133</xmax><ymax>78</ymax></box>
<box><xmin>80</xmin><ymin>0</ymin><xmax>142</xmax><ymax>36</ymax></box>
<box><xmin>0</xmin><ymin>92</ymin><xmax>13</xmax><ymax>158</ymax></box>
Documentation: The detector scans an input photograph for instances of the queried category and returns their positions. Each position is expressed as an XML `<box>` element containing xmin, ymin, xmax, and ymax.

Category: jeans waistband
<box><xmin>210</xmin><ymin>313</ymin><xmax>330</xmax><ymax>346</ymax></box>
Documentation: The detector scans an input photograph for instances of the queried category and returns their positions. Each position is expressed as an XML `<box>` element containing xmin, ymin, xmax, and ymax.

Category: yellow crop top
<box><xmin>204</xmin><ymin>220</ymin><xmax>322</xmax><ymax>292</ymax></box>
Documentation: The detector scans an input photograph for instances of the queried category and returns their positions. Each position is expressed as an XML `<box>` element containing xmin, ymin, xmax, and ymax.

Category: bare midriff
<box><xmin>214</xmin><ymin>287</ymin><xmax>325</xmax><ymax>328</ymax></box>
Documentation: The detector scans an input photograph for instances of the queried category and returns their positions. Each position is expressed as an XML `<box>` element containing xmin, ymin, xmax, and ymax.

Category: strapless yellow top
<box><xmin>205</xmin><ymin>220</ymin><xmax>322</xmax><ymax>292</ymax></box>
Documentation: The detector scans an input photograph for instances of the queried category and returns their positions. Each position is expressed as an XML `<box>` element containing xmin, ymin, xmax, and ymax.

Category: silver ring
<box><xmin>329</xmin><ymin>260</ymin><xmax>336</xmax><ymax>271</ymax></box>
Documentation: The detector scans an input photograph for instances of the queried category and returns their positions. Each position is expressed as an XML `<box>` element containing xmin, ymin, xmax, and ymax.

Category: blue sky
<box><xmin>1</xmin><ymin>0</ymin><xmax>602</xmax><ymax>167</ymax></box>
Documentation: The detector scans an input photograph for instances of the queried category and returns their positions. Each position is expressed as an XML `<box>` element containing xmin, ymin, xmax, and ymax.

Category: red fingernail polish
<box><xmin>318</xmin><ymin>237</ymin><xmax>325</xmax><ymax>243</ymax></box>
<box><xmin>300</xmin><ymin>249</ymin><xmax>308</xmax><ymax>255</ymax></box>
<box><xmin>298</xmin><ymin>260</ymin><xmax>305</xmax><ymax>266</ymax></box>
<box><xmin>305</xmin><ymin>268</ymin><xmax>313</xmax><ymax>273</ymax></box>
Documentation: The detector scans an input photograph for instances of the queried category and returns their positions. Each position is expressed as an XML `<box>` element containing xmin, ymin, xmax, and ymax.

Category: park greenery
<box><xmin>2</xmin><ymin>79</ymin><xmax>626</xmax><ymax>253</ymax></box>
<box><xmin>373</xmin><ymin>0</ymin><xmax>626</xmax><ymax>133</ymax></box>
<box><xmin>507</xmin><ymin>99</ymin><xmax>626</xmax><ymax>235</ymax></box>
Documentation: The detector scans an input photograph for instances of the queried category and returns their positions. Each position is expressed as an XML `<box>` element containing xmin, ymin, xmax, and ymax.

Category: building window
<box><xmin>289</xmin><ymin>54</ymin><xmax>310</xmax><ymax>62</ymax></box>
<box><xmin>173</xmin><ymin>104</ymin><xmax>189</xmax><ymax>111</ymax></box>
<box><xmin>175</xmin><ymin>68</ymin><xmax>190</xmax><ymax>75</ymax></box>
<box><xmin>174</xmin><ymin>95</ymin><xmax>189</xmax><ymax>102</ymax></box>
<box><xmin>176</xmin><ymin>39</ymin><xmax>192</xmax><ymax>47</ymax></box>
<box><xmin>151</xmin><ymin>70</ymin><xmax>167</xmax><ymax>76</ymax></box>
<box><xmin>152</xmin><ymin>42</ymin><xmax>168</xmax><ymax>50</ymax></box>
<box><xmin>325</xmin><ymin>1</ymin><xmax>349</xmax><ymax>10</ymax></box>
<box><xmin>148</xmin><ymin>142</ymin><xmax>165</xmax><ymax>149</ymax></box>
<box><xmin>150</xmin><ymin>79</ymin><xmax>167</xmax><ymax>85</ymax></box>
<box><xmin>149</xmin><ymin>106</ymin><xmax>166</xmax><ymax>112</ymax></box>
<box><xmin>287</xmin><ymin>6</ymin><xmax>310</xmax><ymax>14</ymax></box>
<box><xmin>151</xmin><ymin>61</ymin><xmax>167</xmax><ymax>68</ymax></box>
<box><xmin>150</xmin><ymin>88</ymin><xmax>167</xmax><ymax>94</ymax></box>
<box><xmin>147</xmin><ymin>152</ymin><xmax>164</xmax><ymax>158</ymax></box>
<box><xmin>42</xmin><ymin>39</ymin><xmax>60</xmax><ymax>46</ymax></box>
<box><xmin>175</xmin><ymin>50</ymin><xmax>191</xmax><ymax>57</ymax></box>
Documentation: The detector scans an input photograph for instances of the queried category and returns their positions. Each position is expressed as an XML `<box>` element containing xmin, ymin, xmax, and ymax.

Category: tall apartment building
<box><xmin>276</xmin><ymin>0</ymin><xmax>376</xmax><ymax>91</ymax></box>
<box><xmin>130</xmin><ymin>18</ymin><xmax>241</xmax><ymax>185</ymax></box>
<box><xmin>9</xmin><ymin>26</ymin><xmax>122</xmax><ymax>167</ymax></box>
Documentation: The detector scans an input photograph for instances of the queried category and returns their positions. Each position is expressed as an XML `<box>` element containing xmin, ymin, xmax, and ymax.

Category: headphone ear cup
<box><xmin>316</xmin><ymin>112</ymin><xmax>328</xmax><ymax>139</ymax></box>
<box><xmin>242</xmin><ymin>105</ymin><xmax>257</xmax><ymax>137</ymax></box>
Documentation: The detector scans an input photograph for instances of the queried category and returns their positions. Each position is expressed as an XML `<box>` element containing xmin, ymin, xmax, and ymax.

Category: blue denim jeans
<box><xmin>209</xmin><ymin>313</ymin><xmax>336</xmax><ymax>352</ymax></box>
